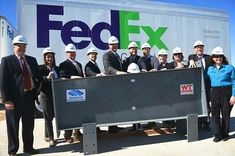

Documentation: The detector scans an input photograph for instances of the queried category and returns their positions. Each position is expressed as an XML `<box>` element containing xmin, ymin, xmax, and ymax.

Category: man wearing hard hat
<box><xmin>102</xmin><ymin>36</ymin><xmax>126</xmax><ymax>75</ymax></box>
<box><xmin>157</xmin><ymin>49</ymin><xmax>170</xmax><ymax>70</ymax></box>
<box><xmin>102</xmin><ymin>36</ymin><xmax>126</xmax><ymax>133</ymax></box>
<box><xmin>188</xmin><ymin>40</ymin><xmax>213</xmax><ymax>131</ymax></box>
<box><xmin>141</xmin><ymin>42</ymin><xmax>159</xmax><ymax>71</ymax></box>
<box><xmin>85</xmin><ymin>47</ymin><xmax>105</xmax><ymax>77</ymax></box>
<box><xmin>0</xmin><ymin>35</ymin><xmax>41</xmax><ymax>155</ymax></box>
<box><xmin>59</xmin><ymin>43</ymin><xmax>84</xmax><ymax>143</ymax></box>
<box><xmin>122</xmin><ymin>41</ymin><xmax>147</xmax><ymax>72</ymax></box>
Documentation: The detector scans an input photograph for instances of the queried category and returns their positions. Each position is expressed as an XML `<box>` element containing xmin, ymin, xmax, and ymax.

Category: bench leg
<box><xmin>187</xmin><ymin>114</ymin><xmax>198</xmax><ymax>142</ymax></box>
<box><xmin>83</xmin><ymin>123</ymin><xmax>97</xmax><ymax>155</ymax></box>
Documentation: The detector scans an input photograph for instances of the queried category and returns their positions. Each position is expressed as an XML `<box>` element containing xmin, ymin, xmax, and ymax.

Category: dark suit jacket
<box><xmin>85</xmin><ymin>61</ymin><xmax>101</xmax><ymax>77</ymax></box>
<box><xmin>103</xmin><ymin>50</ymin><xmax>122</xmax><ymax>75</ymax></box>
<box><xmin>122</xmin><ymin>55</ymin><xmax>146</xmax><ymax>72</ymax></box>
<box><xmin>0</xmin><ymin>54</ymin><xmax>40</xmax><ymax>106</ymax></box>
<box><xmin>59</xmin><ymin>59</ymin><xmax>84</xmax><ymax>78</ymax></box>
<box><xmin>38</xmin><ymin>64</ymin><xmax>60</xmax><ymax>96</ymax></box>
<box><xmin>188</xmin><ymin>54</ymin><xmax>212</xmax><ymax>70</ymax></box>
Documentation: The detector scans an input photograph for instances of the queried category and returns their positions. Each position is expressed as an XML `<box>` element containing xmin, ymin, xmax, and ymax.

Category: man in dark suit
<box><xmin>102</xmin><ymin>36</ymin><xmax>126</xmax><ymax>133</ymax></box>
<box><xmin>59</xmin><ymin>43</ymin><xmax>84</xmax><ymax>143</ymax></box>
<box><xmin>188</xmin><ymin>40</ymin><xmax>213</xmax><ymax>131</ymax></box>
<box><xmin>103</xmin><ymin>36</ymin><xmax>126</xmax><ymax>75</ymax></box>
<box><xmin>122</xmin><ymin>41</ymin><xmax>147</xmax><ymax>72</ymax></box>
<box><xmin>0</xmin><ymin>35</ymin><xmax>41</xmax><ymax>155</ymax></box>
<box><xmin>85</xmin><ymin>47</ymin><xmax>105</xmax><ymax>77</ymax></box>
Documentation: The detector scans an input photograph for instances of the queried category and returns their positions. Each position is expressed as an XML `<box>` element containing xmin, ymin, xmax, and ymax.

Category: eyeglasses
<box><xmin>212</xmin><ymin>55</ymin><xmax>223</xmax><ymax>58</ymax></box>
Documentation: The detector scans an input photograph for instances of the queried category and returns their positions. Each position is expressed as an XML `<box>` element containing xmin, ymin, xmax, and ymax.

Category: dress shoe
<box><xmin>24</xmin><ymin>148</ymin><xmax>40</xmax><ymax>155</ymax></box>
<box><xmin>44</xmin><ymin>137</ymin><xmax>50</xmax><ymax>142</ymax></box>
<box><xmin>223</xmin><ymin>135</ymin><xmax>230</xmax><ymax>141</ymax></box>
<box><xmin>66</xmin><ymin>138</ymin><xmax>73</xmax><ymax>143</ymax></box>
<box><xmin>49</xmin><ymin>140</ymin><xmax>57</xmax><ymax>147</ymax></box>
<box><xmin>213</xmin><ymin>137</ymin><xmax>222</xmax><ymax>142</ymax></box>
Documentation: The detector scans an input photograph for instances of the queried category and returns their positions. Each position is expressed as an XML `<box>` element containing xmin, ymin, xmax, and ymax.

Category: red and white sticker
<box><xmin>180</xmin><ymin>84</ymin><xmax>194</xmax><ymax>95</ymax></box>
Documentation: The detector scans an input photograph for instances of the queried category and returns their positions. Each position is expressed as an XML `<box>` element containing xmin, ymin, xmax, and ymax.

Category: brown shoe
<box><xmin>66</xmin><ymin>138</ymin><xmax>73</xmax><ymax>143</ymax></box>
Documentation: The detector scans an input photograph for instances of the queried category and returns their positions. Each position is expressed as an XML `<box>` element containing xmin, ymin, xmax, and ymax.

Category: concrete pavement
<box><xmin>0</xmin><ymin>109</ymin><xmax>235</xmax><ymax>156</ymax></box>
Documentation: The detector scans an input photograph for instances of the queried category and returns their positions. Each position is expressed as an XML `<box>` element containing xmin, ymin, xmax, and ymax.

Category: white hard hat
<box><xmin>141</xmin><ymin>42</ymin><xmax>151</xmax><ymax>49</ymax></box>
<box><xmin>127</xmin><ymin>63</ymin><xmax>140</xmax><ymax>73</ymax></box>
<box><xmin>43</xmin><ymin>47</ymin><xmax>55</xmax><ymax>55</ymax></box>
<box><xmin>108</xmin><ymin>36</ymin><xmax>119</xmax><ymax>44</ymax></box>
<box><xmin>65</xmin><ymin>43</ymin><xmax>76</xmax><ymax>52</ymax></box>
<box><xmin>193</xmin><ymin>40</ymin><xmax>204</xmax><ymax>48</ymax></box>
<box><xmin>87</xmin><ymin>47</ymin><xmax>98</xmax><ymax>55</ymax></box>
<box><xmin>211</xmin><ymin>46</ymin><xmax>224</xmax><ymax>55</ymax></box>
<box><xmin>128</xmin><ymin>41</ymin><xmax>138</xmax><ymax>49</ymax></box>
<box><xmin>158</xmin><ymin>49</ymin><xmax>168</xmax><ymax>55</ymax></box>
<box><xmin>12</xmin><ymin>35</ymin><xmax>27</xmax><ymax>45</ymax></box>
<box><xmin>173</xmin><ymin>47</ymin><xmax>182</xmax><ymax>54</ymax></box>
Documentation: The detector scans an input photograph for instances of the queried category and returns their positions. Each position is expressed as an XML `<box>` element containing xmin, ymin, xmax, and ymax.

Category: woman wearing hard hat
<box><xmin>207</xmin><ymin>47</ymin><xmax>235</xmax><ymax>142</ymax></box>
<box><xmin>38</xmin><ymin>47</ymin><xmax>60</xmax><ymax>147</ymax></box>
<box><xmin>168</xmin><ymin>47</ymin><xmax>188</xmax><ymax>69</ymax></box>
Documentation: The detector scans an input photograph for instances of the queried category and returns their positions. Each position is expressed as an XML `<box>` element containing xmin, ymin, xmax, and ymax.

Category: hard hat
<box><xmin>12</xmin><ymin>35</ymin><xmax>27</xmax><ymax>45</ymax></box>
<box><xmin>127</xmin><ymin>63</ymin><xmax>140</xmax><ymax>73</ymax></box>
<box><xmin>43</xmin><ymin>47</ymin><xmax>55</xmax><ymax>55</ymax></box>
<box><xmin>65</xmin><ymin>43</ymin><xmax>76</xmax><ymax>52</ymax></box>
<box><xmin>128</xmin><ymin>41</ymin><xmax>138</xmax><ymax>49</ymax></box>
<box><xmin>211</xmin><ymin>46</ymin><xmax>224</xmax><ymax>55</ymax></box>
<box><xmin>158</xmin><ymin>49</ymin><xmax>168</xmax><ymax>55</ymax></box>
<box><xmin>193</xmin><ymin>40</ymin><xmax>204</xmax><ymax>48</ymax></box>
<box><xmin>108</xmin><ymin>36</ymin><xmax>119</xmax><ymax>44</ymax></box>
<box><xmin>141</xmin><ymin>42</ymin><xmax>151</xmax><ymax>49</ymax></box>
<box><xmin>173</xmin><ymin>47</ymin><xmax>182</xmax><ymax>54</ymax></box>
<box><xmin>87</xmin><ymin>47</ymin><xmax>98</xmax><ymax>55</ymax></box>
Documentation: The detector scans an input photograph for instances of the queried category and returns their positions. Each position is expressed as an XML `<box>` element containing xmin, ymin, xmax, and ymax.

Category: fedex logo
<box><xmin>37</xmin><ymin>4</ymin><xmax>168</xmax><ymax>50</ymax></box>
<box><xmin>180</xmin><ymin>84</ymin><xmax>194</xmax><ymax>95</ymax></box>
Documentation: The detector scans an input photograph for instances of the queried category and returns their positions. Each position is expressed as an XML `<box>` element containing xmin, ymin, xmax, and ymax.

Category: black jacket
<box><xmin>38</xmin><ymin>64</ymin><xmax>60</xmax><ymax>96</ymax></box>
<box><xmin>85</xmin><ymin>61</ymin><xmax>101</xmax><ymax>77</ymax></box>
<box><xmin>59</xmin><ymin>59</ymin><xmax>84</xmax><ymax>78</ymax></box>
<box><xmin>0</xmin><ymin>54</ymin><xmax>41</xmax><ymax>105</ymax></box>
<box><xmin>122</xmin><ymin>55</ymin><xmax>146</xmax><ymax>72</ymax></box>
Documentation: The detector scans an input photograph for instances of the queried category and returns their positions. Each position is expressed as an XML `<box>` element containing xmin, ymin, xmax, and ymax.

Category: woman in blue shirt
<box><xmin>207</xmin><ymin>46</ymin><xmax>235</xmax><ymax>142</ymax></box>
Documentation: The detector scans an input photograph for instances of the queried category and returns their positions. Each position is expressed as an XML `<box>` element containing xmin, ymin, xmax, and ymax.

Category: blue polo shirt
<box><xmin>207</xmin><ymin>64</ymin><xmax>235</xmax><ymax>96</ymax></box>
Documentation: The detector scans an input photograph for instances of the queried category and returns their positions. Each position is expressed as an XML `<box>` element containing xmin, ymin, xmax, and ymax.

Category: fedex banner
<box><xmin>19</xmin><ymin>0</ymin><xmax>230</xmax><ymax>70</ymax></box>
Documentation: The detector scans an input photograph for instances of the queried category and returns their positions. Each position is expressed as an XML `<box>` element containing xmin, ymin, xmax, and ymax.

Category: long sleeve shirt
<box><xmin>207</xmin><ymin>64</ymin><xmax>235</xmax><ymax>96</ymax></box>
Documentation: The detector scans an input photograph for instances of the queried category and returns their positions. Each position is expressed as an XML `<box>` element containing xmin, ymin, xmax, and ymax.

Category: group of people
<box><xmin>0</xmin><ymin>34</ymin><xmax>234</xmax><ymax>156</ymax></box>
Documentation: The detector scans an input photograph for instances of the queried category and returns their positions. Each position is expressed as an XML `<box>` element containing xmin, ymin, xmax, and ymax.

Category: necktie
<box><xmin>115</xmin><ymin>53</ymin><xmax>122</xmax><ymax>69</ymax></box>
<box><xmin>72</xmin><ymin>61</ymin><xmax>81</xmax><ymax>73</ymax></box>
<box><xmin>20</xmin><ymin>57</ymin><xmax>32</xmax><ymax>90</ymax></box>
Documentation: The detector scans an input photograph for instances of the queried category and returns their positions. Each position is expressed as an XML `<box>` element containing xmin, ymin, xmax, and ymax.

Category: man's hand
<box><xmin>189</xmin><ymin>60</ymin><xmax>196</xmax><ymax>68</ymax></box>
<box><xmin>5</xmin><ymin>102</ymin><xmax>14</xmax><ymax>110</ymax></box>
<box><xmin>71</xmin><ymin>76</ymin><xmax>82</xmax><ymax>79</ymax></box>
<box><xmin>230</xmin><ymin>96</ymin><xmax>235</xmax><ymax>105</ymax></box>
<box><xmin>116</xmin><ymin>71</ymin><xmax>127</xmax><ymax>75</ymax></box>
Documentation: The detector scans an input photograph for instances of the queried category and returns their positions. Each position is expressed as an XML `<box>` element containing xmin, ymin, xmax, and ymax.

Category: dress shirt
<box><xmin>207</xmin><ymin>64</ymin><xmax>235</xmax><ymax>96</ymax></box>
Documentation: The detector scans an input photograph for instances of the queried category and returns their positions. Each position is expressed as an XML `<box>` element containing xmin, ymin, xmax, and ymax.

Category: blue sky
<box><xmin>0</xmin><ymin>0</ymin><xmax>234</xmax><ymax>65</ymax></box>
